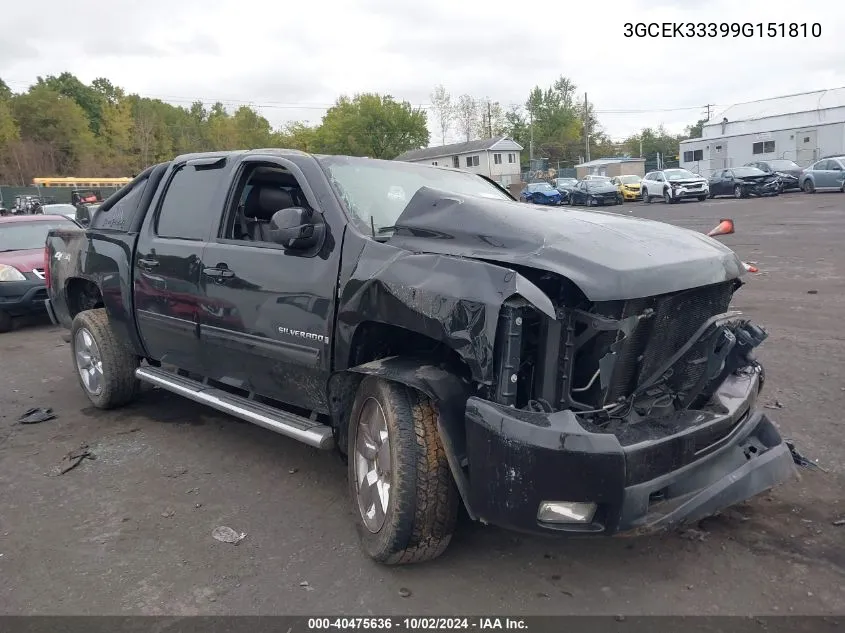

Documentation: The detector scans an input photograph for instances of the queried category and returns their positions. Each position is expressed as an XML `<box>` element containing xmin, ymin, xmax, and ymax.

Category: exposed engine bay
<box><xmin>489</xmin><ymin>272</ymin><xmax>768</xmax><ymax>441</ymax></box>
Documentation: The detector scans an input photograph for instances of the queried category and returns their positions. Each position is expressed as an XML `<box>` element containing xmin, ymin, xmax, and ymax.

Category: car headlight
<box><xmin>0</xmin><ymin>264</ymin><xmax>27</xmax><ymax>282</ymax></box>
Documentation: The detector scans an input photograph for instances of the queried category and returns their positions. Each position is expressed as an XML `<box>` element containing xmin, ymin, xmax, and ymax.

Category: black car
<box><xmin>708</xmin><ymin>167</ymin><xmax>780</xmax><ymax>199</ymax></box>
<box><xmin>745</xmin><ymin>159</ymin><xmax>803</xmax><ymax>192</ymax></box>
<box><xmin>553</xmin><ymin>177</ymin><xmax>578</xmax><ymax>200</ymax></box>
<box><xmin>568</xmin><ymin>179</ymin><xmax>622</xmax><ymax>206</ymax></box>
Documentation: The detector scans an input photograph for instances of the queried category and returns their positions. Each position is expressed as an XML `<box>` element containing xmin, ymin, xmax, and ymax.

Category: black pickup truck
<box><xmin>45</xmin><ymin>149</ymin><xmax>796</xmax><ymax>564</ymax></box>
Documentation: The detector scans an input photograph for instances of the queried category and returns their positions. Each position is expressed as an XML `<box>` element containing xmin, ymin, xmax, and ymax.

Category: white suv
<box><xmin>641</xmin><ymin>168</ymin><xmax>709</xmax><ymax>204</ymax></box>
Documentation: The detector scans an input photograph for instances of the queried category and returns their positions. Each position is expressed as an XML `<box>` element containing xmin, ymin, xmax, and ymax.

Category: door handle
<box><xmin>203</xmin><ymin>266</ymin><xmax>235</xmax><ymax>279</ymax></box>
<box><xmin>138</xmin><ymin>258</ymin><xmax>159</xmax><ymax>270</ymax></box>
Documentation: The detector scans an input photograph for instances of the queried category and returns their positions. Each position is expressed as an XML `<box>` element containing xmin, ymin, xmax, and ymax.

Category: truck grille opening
<box><xmin>496</xmin><ymin>278</ymin><xmax>739</xmax><ymax>416</ymax></box>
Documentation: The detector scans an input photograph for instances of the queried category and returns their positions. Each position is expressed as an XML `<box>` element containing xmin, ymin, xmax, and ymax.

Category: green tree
<box><xmin>475</xmin><ymin>97</ymin><xmax>507</xmax><ymax>139</ymax></box>
<box><xmin>11</xmin><ymin>85</ymin><xmax>98</xmax><ymax>171</ymax></box>
<box><xmin>683</xmin><ymin>118</ymin><xmax>707</xmax><ymax>139</ymax></box>
<box><xmin>37</xmin><ymin>72</ymin><xmax>105</xmax><ymax>134</ymax></box>
<box><xmin>0</xmin><ymin>78</ymin><xmax>12</xmax><ymax>101</ymax></box>
<box><xmin>523</xmin><ymin>76</ymin><xmax>583</xmax><ymax>165</ymax></box>
<box><xmin>275</xmin><ymin>121</ymin><xmax>317</xmax><ymax>151</ymax></box>
<box><xmin>231</xmin><ymin>106</ymin><xmax>274</xmax><ymax>148</ymax></box>
<box><xmin>99</xmin><ymin>96</ymin><xmax>135</xmax><ymax>173</ymax></box>
<box><xmin>621</xmin><ymin>125</ymin><xmax>683</xmax><ymax>160</ymax></box>
<box><xmin>314</xmin><ymin>93</ymin><xmax>428</xmax><ymax>159</ymax></box>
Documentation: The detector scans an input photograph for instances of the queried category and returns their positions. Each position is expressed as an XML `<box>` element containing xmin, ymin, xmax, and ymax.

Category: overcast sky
<box><xmin>1</xmin><ymin>0</ymin><xmax>842</xmax><ymax>143</ymax></box>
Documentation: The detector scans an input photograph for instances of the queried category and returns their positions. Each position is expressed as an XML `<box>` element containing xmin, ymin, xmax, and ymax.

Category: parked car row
<box><xmin>0</xmin><ymin>214</ymin><xmax>81</xmax><ymax>333</ymax></box>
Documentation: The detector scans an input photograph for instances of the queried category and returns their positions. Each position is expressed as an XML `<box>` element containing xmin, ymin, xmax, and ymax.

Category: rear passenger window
<box><xmin>156</xmin><ymin>164</ymin><xmax>223</xmax><ymax>240</ymax></box>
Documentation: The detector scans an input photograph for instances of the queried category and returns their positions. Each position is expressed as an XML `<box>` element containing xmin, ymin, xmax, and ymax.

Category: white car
<box><xmin>641</xmin><ymin>168</ymin><xmax>709</xmax><ymax>204</ymax></box>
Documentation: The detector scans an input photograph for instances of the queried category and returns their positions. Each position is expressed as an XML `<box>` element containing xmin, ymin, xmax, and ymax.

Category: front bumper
<box><xmin>0</xmin><ymin>278</ymin><xmax>49</xmax><ymax>317</ymax></box>
<box><xmin>463</xmin><ymin>370</ymin><xmax>796</xmax><ymax>535</ymax></box>
<box><xmin>669</xmin><ymin>186</ymin><xmax>708</xmax><ymax>199</ymax></box>
<box><xmin>744</xmin><ymin>181</ymin><xmax>781</xmax><ymax>196</ymax></box>
<box><xmin>621</xmin><ymin>188</ymin><xmax>641</xmax><ymax>200</ymax></box>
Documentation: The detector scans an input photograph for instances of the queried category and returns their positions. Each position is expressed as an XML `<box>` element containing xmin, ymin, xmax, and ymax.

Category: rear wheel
<box><xmin>71</xmin><ymin>308</ymin><xmax>139</xmax><ymax>409</ymax></box>
<box><xmin>803</xmin><ymin>179</ymin><xmax>815</xmax><ymax>193</ymax></box>
<box><xmin>734</xmin><ymin>184</ymin><xmax>744</xmax><ymax>199</ymax></box>
<box><xmin>697</xmin><ymin>195</ymin><xmax>707</xmax><ymax>202</ymax></box>
<box><xmin>348</xmin><ymin>376</ymin><xmax>459</xmax><ymax>565</ymax></box>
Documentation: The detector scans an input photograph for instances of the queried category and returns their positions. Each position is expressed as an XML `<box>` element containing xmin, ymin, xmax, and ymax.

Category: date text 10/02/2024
<box><xmin>624</xmin><ymin>22</ymin><xmax>821</xmax><ymax>38</ymax></box>
<box><xmin>307</xmin><ymin>618</ymin><xmax>528</xmax><ymax>630</ymax></box>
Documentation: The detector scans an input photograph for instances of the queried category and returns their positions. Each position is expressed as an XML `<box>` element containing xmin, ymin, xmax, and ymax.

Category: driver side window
<box><xmin>222</xmin><ymin>164</ymin><xmax>309</xmax><ymax>245</ymax></box>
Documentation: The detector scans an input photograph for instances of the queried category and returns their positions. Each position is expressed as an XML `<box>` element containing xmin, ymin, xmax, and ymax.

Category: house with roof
<box><xmin>574</xmin><ymin>157</ymin><xmax>646</xmax><ymax>179</ymax></box>
<box><xmin>394</xmin><ymin>136</ymin><xmax>524</xmax><ymax>188</ymax></box>
<box><xmin>679</xmin><ymin>87</ymin><xmax>845</xmax><ymax>176</ymax></box>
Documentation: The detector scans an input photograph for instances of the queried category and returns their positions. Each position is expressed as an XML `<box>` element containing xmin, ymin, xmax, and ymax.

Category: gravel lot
<box><xmin>1</xmin><ymin>192</ymin><xmax>843</xmax><ymax>615</ymax></box>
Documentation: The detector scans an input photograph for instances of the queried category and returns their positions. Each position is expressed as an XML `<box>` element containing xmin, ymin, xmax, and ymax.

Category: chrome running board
<box><xmin>135</xmin><ymin>366</ymin><xmax>334</xmax><ymax>449</ymax></box>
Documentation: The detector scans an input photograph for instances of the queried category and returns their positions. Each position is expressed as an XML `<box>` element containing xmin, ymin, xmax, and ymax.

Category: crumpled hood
<box><xmin>386</xmin><ymin>187</ymin><xmax>744</xmax><ymax>301</ymax></box>
<box><xmin>0</xmin><ymin>248</ymin><xmax>43</xmax><ymax>273</ymax></box>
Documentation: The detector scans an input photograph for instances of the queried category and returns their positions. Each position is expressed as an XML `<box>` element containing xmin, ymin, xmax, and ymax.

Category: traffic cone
<box><xmin>707</xmin><ymin>218</ymin><xmax>735</xmax><ymax>237</ymax></box>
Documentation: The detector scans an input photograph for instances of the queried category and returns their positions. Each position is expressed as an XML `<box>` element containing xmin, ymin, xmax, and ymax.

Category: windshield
<box><xmin>528</xmin><ymin>183</ymin><xmax>555</xmax><ymax>192</ymax></box>
<box><xmin>767</xmin><ymin>160</ymin><xmax>800</xmax><ymax>170</ymax></box>
<box><xmin>317</xmin><ymin>156</ymin><xmax>511</xmax><ymax>233</ymax></box>
<box><xmin>618</xmin><ymin>175</ymin><xmax>641</xmax><ymax>184</ymax></box>
<box><xmin>664</xmin><ymin>169</ymin><xmax>697</xmax><ymax>181</ymax></box>
<box><xmin>732</xmin><ymin>167</ymin><xmax>765</xmax><ymax>177</ymax></box>
<box><xmin>585</xmin><ymin>180</ymin><xmax>611</xmax><ymax>189</ymax></box>
<box><xmin>555</xmin><ymin>178</ymin><xmax>577</xmax><ymax>186</ymax></box>
<box><xmin>0</xmin><ymin>219</ymin><xmax>75</xmax><ymax>251</ymax></box>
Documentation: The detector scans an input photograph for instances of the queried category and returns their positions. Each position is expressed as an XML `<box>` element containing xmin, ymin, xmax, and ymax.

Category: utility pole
<box><xmin>487</xmin><ymin>101</ymin><xmax>493</xmax><ymax>138</ymax></box>
<box><xmin>703</xmin><ymin>103</ymin><xmax>713</xmax><ymax>121</ymax></box>
<box><xmin>584</xmin><ymin>92</ymin><xmax>591</xmax><ymax>163</ymax></box>
<box><xmin>639</xmin><ymin>135</ymin><xmax>643</xmax><ymax>158</ymax></box>
<box><xmin>529</xmin><ymin>111</ymin><xmax>534</xmax><ymax>162</ymax></box>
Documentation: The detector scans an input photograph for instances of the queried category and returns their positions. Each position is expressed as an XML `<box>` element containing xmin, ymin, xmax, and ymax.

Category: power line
<box><xmin>2</xmin><ymin>77</ymin><xmax>716</xmax><ymax>116</ymax></box>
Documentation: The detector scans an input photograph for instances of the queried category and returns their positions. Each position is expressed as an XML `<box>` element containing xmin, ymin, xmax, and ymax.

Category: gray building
<box><xmin>394</xmin><ymin>136</ymin><xmax>524</xmax><ymax>188</ymax></box>
<box><xmin>679</xmin><ymin>87</ymin><xmax>845</xmax><ymax>177</ymax></box>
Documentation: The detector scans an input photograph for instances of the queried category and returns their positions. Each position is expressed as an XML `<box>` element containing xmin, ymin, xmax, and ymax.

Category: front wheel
<box><xmin>348</xmin><ymin>376</ymin><xmax>459</xmax><ymax>565</ymax></box>
<box><xmin>697</xmin><ymin>195</ymin><xmax>707</xmax><ymax>202</ymax></box>
<box><xmin>663</xmin><ymin>189</ymin><xmax>673</xmax><ymax>204</ymax></box>
<box><xmin>71</xmin><ymin>308</ymin><xmax>139</xmax><ymax>409</ymax></box>
<box><xmin>643</xmin><ymin>188</ymin><xmax>651</xmax><ymax>204</ymax></box>
<box><xmin>803</xmin><ymin>179</ymin><xmax>815</xmax><ymax>193</ymax></box>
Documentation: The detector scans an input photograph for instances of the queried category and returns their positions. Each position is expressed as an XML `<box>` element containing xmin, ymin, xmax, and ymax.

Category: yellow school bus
<box><xmin>32</xmin><ymin>177</ymin><xmax>132</xmax><ymax>188</ymax></box>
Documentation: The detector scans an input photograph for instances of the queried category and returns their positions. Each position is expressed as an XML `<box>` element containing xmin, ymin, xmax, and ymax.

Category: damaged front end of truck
<box><xmin>339</xmin><ymin>186</ymin><xmax>797</xmax><ymax>537</ymax></box>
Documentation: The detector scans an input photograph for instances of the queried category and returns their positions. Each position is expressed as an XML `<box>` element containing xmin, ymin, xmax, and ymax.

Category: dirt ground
<box><xmin>0</xmin><ymin>192</ymin><xmax>843</xmax><ymax>615</ymax></box>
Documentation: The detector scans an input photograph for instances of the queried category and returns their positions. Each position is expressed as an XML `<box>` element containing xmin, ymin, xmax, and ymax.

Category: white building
<box><xmin>679</xmin><ymin>87</ymin><xmax>845</xmax><ymax>177</ymax></box>
<box><xmin>394</xmin><ymin>136</ymin><xmax>524</xmax><ymax>188</ymax></box>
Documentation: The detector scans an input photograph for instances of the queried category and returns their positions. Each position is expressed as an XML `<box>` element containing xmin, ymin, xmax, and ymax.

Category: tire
<box><xmin>0</xmin><ymin>310</ymin><xmax>12</xmax><ymax>333</ymax></box>
<box><xmin>697</xmin><ymin>195</ymin><xmax>707</xmax><ymax>202</ymax></box>
<box><xmin>347</xmin><ymin>375</ymin><xmax>459</xmax><ymax>565</ymax></box>
<box><xmin>70</xmin><ymin>308</ymin><xmax>139</xmax><ymax>409</ymax></box>
<box><xmin>734</xmin><ymin>185</ymin><xmax>744</xmax><ymax>199</ymax></box>
<box><xmin>803</xmin><ymin>179</ymin><xmax>815</xmax><ymax>193</ymax></box>
<box><xmin>663</xmin><ymin>189</ymin><xmax>673</xmax><ymax>204</ymax></box>
<box><xmin>642</xmin><ymin>188</ymin><xmax>650</xmax><ymax>204</ymax></box>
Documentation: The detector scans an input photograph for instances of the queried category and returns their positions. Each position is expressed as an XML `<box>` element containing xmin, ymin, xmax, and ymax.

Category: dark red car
<box><xmin>0</xmin><ymin>214</ymin><xmax>79</xmax><ymax>332</ymax></box>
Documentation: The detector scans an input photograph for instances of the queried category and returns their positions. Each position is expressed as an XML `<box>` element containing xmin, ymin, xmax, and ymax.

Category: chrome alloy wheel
<box><xmin>74</xmin><ymin>327</ymin><xmax>104</xmax><ymax>395</ymax></box>
<box><xmin>354</xmin><ymin>397</ymin><xmax>392</xmax><ymax>533</ymax></box>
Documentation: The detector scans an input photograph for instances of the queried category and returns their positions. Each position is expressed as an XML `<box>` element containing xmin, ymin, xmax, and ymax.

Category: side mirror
<box><xmin>270</xmin><ymin>207</ymin><xmax>321</xmax><ymax>249</ymax></box>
